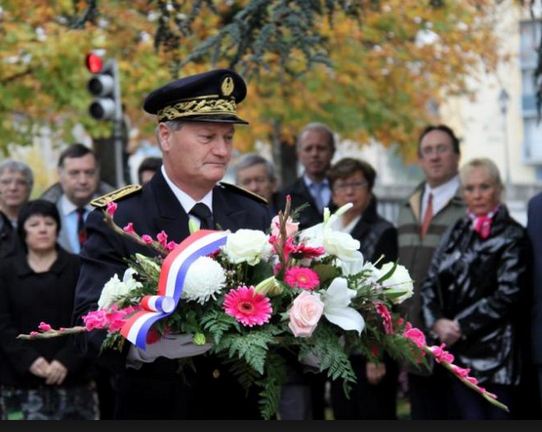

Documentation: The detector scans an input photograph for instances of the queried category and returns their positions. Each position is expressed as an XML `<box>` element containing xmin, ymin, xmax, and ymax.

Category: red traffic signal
<box><xmin>85</xmin><ymin>53</ymin><xmax>103</xmax><ymax>74</ymax></box>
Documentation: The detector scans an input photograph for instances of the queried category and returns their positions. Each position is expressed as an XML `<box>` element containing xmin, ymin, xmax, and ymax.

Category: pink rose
<box><xmin>271</xmin><ymin>215</ymin><xmax>299</xmax><ymax>238</ymax></box>
<box><xmin>106</xmin><ymin>202</ymin><xmax>118</xmax><ymax>217</ymax></box>
<box><xmin>141</xmin><ymin>235</ymin><xmax>154</xmax><ymax>245</ymax></box>
<box><xmin>288</xmin><ymin>291</ymin><xmax>324</xmax><ymax>338</ymax></box>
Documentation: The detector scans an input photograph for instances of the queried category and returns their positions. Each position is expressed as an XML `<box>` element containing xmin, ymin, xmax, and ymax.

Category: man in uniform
<box><xmin>73</xmin><ymin>69</ymin><xmax>271</xmax><ymax>419</ymax></box>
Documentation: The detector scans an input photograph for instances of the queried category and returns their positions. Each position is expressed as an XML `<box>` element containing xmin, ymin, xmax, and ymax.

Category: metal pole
<box><xmin>111</xmin><ymin>59</ymin><xmax>125</xmax><ymax>188</ymax></box>
<box><xmin>499</xmin><ymin>89</ymin><xmax>511</xmax><ymax>188</ymax></box>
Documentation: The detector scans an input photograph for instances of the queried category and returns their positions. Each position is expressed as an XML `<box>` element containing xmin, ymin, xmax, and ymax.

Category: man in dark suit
<box><xmin>528</xmin><ymin>192</ymin><xmax>542</xmax><ymax>412</ymax></box>
<box><xmin>280</xmin><ymin>122</ymin><xmax>335</xmax><ymax>230</ymax></box>
<box><xmin>73</xmin><ymin>69</ymin><xmax>271</xmax><ymax>419</ymax></box>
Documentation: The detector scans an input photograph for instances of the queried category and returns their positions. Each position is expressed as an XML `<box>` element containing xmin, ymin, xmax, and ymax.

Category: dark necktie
<box><xmin>189</xmin><ymin>203</ymin><xmax>215</xmax><ymax>230</ymax></box>
<box><xmin>76</xmin><ymin>207</ymin><xmax>87</xmax><ymax>247</ymax></box>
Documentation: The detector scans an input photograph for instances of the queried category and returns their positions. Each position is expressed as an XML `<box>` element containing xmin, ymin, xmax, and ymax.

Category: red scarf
<box><xmin>468</xmin><ymin>206</ymin><xmax>500</xmax><ymax>240</ymax></box>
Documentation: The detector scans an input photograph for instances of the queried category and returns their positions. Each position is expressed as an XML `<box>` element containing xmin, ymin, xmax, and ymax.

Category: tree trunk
<box><xmin>271</xmin><ymin>120</ymin><xmax>297</xmax><ymax>189</ymax></box>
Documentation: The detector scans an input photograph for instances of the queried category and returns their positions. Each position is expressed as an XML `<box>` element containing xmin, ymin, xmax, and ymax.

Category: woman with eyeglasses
<box><xmin>328</xmin><ymin>157</ymin><xmax>399</xmax><ymax>420</ymax></box>
<box><xmin>421</xmin><ymin>158</ymin><xmax>528</xmax><ymax>419</ymax></box>
<box><xmin>0</xmin><ymin>200</ymin><xmax>99</xmax><ymax>420</ymax></box>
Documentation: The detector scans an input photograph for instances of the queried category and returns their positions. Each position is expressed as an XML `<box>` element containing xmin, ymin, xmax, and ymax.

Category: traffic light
<box><xmin>85</xmin><ymin>52</ymin><xmax>120</xmax><ymax>121</ymax></box>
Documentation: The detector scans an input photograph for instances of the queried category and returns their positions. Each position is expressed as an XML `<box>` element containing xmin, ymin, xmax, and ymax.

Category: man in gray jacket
<box><xmin>398</xmin><ymin>125</ymin><xmax>465</xmax><ymax>419</ymax></box>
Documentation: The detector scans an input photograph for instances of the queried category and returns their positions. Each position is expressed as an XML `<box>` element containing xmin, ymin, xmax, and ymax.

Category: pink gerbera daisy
<box><xmin>223</xmin><ymin>286</ymin><xmax>272</xmax><ymax>327</ymax></box>
<box><xmin>284</xmin><ymin>267</ymin><xmax>320</xmax><ymax>290</ymax></box>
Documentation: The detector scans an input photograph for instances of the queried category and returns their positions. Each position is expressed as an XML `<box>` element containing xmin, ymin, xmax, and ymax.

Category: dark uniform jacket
<box><xmin>280</xmin><ymin>177</ymin><xmax>334</xmax><ymax>230</ymax></box>
<box><xmin>421</xmin><ymin>206</ymin><xmax>528</xmax><ymax>385</ymax></box>
<box><xmin>73</xmin><ymin>170</ymin><xmax>271</xmax><ymax>419</ymax></box>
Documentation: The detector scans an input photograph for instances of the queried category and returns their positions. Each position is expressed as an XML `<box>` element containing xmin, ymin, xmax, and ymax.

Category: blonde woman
<box><xmin>422</xmin><ymin>158</ymin><xmax>528</xmax><ymax>419</ymax></box>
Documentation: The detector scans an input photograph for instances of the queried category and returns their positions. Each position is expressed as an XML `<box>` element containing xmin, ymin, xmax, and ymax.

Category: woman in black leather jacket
<box><xmin>422</xmin><ymin>158</ymin><xmax>528</xmax><ymax>420</ymax></box>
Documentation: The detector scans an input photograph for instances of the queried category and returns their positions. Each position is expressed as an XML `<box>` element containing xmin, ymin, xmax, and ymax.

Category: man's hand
<box><xmin>29</xmin><ymin>357</ymin><xmax>50</xmax><ymax>378</ymax></box>
<box><xmin>366</xmin><ymin>362</ymin><xmax>386</xmax><ymax>385</ymax></box>
<box><xmin>432</xmin><ymin>318</ymin><xmax>462</xmax><ymax>346</ymax></box>
<box><xmin>45</xmin><ymin>360</ymin><xmax>68</xmax><ymax>385</ymax></box>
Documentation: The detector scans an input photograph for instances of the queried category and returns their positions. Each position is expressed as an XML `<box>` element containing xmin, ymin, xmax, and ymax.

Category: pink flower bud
<box><xmin>166</xmin><ymin>241</ymin><xmax>178</xmax><ymax>252</ymax></box>
<box><xmin>38</xmin><ymin>322</ymin><xmax>53</xmax><ymax>332</ymax></box>
<box><xmin>141</xmin><ymin>235</ymin><xmax>154</xmax><ymax>245</ymax></box>
<box><xmin>106</xmin><ymin>202</ymin><xmax>118</xmax><ymax>217</ymax></box>
<box><xmin>123</xmin><ymin>223</ymin><xmax>136</xmax><ymax>235</ymax></box>
<box><xmin>157</xmin><ymin>231</ymin><xmax>168</xmax><ymax>248</ymax></box>
<box><xmin>30</xmin><ymin>331</ymin><xmax>39</xmax><ymax>338</ymax></box>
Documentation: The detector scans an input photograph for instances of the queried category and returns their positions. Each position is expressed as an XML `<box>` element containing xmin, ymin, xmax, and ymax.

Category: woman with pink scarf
<box><xmin>421</xmin><ymin>158</ymin><xmax>528</xmax><ymax>420</ymax></box>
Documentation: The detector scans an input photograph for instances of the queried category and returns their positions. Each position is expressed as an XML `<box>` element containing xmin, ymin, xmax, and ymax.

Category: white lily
<box><xmin>321</xmin><ymin>277</ymin><xmax>365</xmax><ymax>334</ymax></box>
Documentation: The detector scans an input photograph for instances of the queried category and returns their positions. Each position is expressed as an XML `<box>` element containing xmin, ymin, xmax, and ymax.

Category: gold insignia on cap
<box><xmin>221</xmin><ymin>76</ymin><xmax>234</xmax><ymax>97</ymax></box>
<box><xmin>91</xmin><ymin>184</ymin><xmax>142</xmax><ymax>208</ymax></box>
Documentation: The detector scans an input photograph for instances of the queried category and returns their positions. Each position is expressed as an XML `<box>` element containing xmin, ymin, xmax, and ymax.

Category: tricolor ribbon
<box><xmin>121</xmin><ymin>230</ymin><xmax>229</xmax><ymax>349</ymax></box>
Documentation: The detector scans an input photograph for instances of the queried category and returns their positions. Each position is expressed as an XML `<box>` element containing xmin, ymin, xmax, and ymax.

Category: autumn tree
<box><xmin>0</xmin><ymin>0</ymin><xmax>506</xmax><ymax>182</ymax></box>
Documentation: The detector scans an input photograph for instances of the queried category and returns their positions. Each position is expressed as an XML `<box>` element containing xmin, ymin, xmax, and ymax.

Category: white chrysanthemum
<box><xmin>98</xmin><ymin>268</ymin><xmax>142</xmax><ymax>309</ymax></box>
<box><xmin>182</xmin><ymin>256</ymin><xmax>227</xmax><ymax>304</ymax></box>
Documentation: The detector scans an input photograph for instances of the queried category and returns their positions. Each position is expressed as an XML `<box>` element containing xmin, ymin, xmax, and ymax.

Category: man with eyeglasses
<box><xmin>397</xmin><ymin>124</ymin><xmax>465</xmax><ymax>419</ymax></box>
<box><xmin>42</xmin><ymin>144</ymin><xmax>113</xmax><ymax>255</ymax></box>
<box><xmin>0</xmin><ymin>160</ymin><xmax>33</xmax><ymax>258</ymax></box>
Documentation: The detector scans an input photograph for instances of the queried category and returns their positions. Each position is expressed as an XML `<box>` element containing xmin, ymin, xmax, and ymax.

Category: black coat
<box><xmin>0</xmin><ymin>248</ymin><xmax>91</xmax><ymax>388</ymax></box>
<box><xmin>73</xmin><ymin>170</ymin><xmax>271</xmax><ymax>419</ymax></box>
<box><xmin>421</xmin><ymin>206</ymin><xmax>528</xmax><ymax>385</ymax></box>
<box><xmin>279</xmin><ymin>178</ymin><xmax>334</xmax><ymax>230</ymax></box>
<box><xmin>528</xmin><ymin>193</ymin><xmax>542</xmax><ymax>366</ymax></box>
<box><xmin>0</xmin><ymin>211</ymin><xmax>19</xmax><ymax>259</ymax></box>
<box><xmin>349</xmin><ymin>197</ymin><xmax>398</xmax><ymax>264</ymax></box>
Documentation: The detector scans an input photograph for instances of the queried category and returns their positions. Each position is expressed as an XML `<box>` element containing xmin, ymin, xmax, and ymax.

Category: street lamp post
<box><xmin>499</xmin><ymin>89</ymin><xmax>511</xmax><ymax>188</ymax></box>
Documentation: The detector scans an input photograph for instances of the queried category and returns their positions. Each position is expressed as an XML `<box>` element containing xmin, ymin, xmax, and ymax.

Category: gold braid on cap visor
<box><xmin>157</xmin><ymin>96</ymin><xmax>238</xmax><ymax>122</ymax></box>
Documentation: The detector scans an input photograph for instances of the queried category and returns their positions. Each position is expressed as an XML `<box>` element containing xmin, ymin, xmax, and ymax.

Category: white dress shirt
<box><xmin>161</xmin><ymin>166</ymin><xmax>213</xmax><ymax>228</ymax></box>
<box><xmin>58</xmin><ymin>195</ymin><xmax>93</xmax><ymax>254</ymax></box>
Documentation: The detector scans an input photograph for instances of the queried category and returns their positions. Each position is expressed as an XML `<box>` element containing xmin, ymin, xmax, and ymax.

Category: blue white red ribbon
<box><xmin>121</xmin><ymin>230</ymin><xmax>229</xmax><ymax>349</ymax></box>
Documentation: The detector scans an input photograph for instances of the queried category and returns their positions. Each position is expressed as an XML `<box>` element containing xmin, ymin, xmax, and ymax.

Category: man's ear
<box><xmin>158</xmin><ymin>124</ymin><xmax>172</xmax><ymax>151</ymax></box>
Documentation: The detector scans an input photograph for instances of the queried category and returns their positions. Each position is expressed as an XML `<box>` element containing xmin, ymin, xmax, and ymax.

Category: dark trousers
<box><xmin>113</xmin><ymin>356</ymin><xmax>262</xmax><ymax>419</ymax></box>
<box><xmin>539</xmin><ymin>369</ymin><xmax>542</xmax><ymax>413</ymax></box>
<box><xmin>331</xmin><ymin>355</ymin><xmax>398</xmax><ymax>420</ymax></box>
<box><xmin>408</xmin><ymin>365</ymin><xmax>457</xmax><ymax>420</ymax></box>
<box><xmin>451</xmin><ymin>380</ymin><xmax>514</xmax><ymax>420</ymax></box>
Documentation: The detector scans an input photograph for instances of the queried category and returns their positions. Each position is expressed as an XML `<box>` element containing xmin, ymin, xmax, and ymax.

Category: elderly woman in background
<box><xmin>328</xmin><ymin>157</ymin><xmax>399</xmax><ymax>420</ymax></box>
<box><xmin>0</xmin><ymin>200</ymin><xmax>98</xmax><ymax>420</ymax></box>
<box><xmin>0</xmin><ymin>160</ymin><xmax>33</xmax><ymax>259</ymax></box>
<box><xmin>422</xmin><ymin>158</ymin><xmax>528</xmax><ymax>420</ymax></box>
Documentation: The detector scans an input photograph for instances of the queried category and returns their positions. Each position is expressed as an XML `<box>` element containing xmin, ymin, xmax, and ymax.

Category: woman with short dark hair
<box><xmin>0</xmin><ymin>200</ymin><xmax>98</xmax><ymax>420</ymax></box>
<box><xmin>328</xmin><ymin>157</ymin><xmax>399</xmax><ymax>420</ymax></box>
